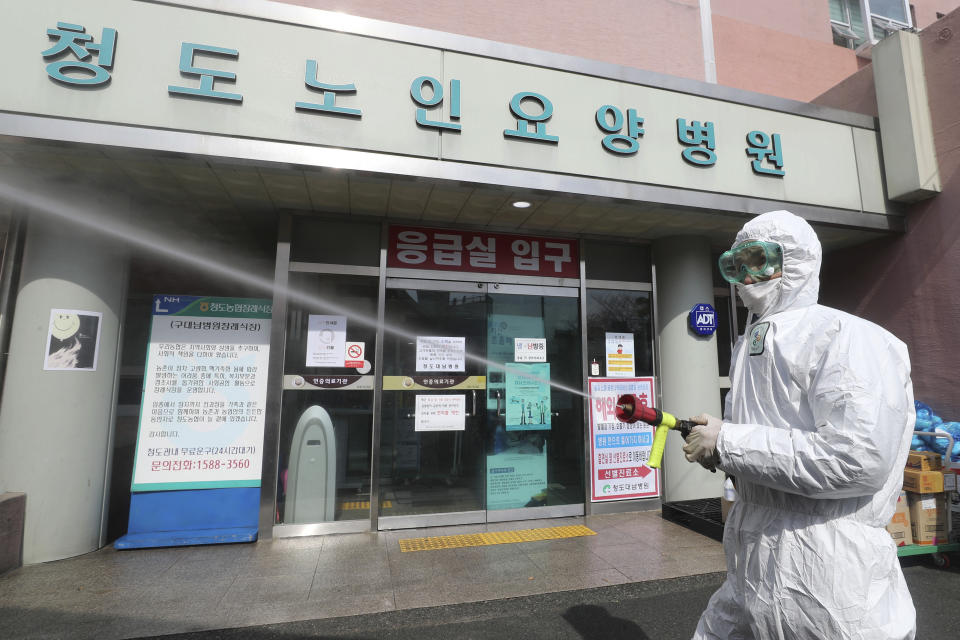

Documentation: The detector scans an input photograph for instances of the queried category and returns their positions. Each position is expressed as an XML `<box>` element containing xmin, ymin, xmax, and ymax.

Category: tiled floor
<box><xmin>0</xmin><ymin>511</ymin><xmax>726</xmax><ymax>640</ymax></box>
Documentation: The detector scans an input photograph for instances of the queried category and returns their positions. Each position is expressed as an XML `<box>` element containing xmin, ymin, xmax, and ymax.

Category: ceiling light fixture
<box><xmin>512</xmin><ymin>201</ymin><xmax>531</xmax><ymax>209</ymax></box>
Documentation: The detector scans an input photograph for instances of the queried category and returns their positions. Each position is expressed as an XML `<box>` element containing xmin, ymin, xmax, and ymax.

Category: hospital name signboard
<box><xmin>6</xmin><ymin>2</ymin><xmax>885</xmax><ymax>213</ymax></box>
<box><xmin>38</xmin><ymin>22</ymin><xmax>782</xmax><ymax>174</ymax></box>
<box><xmin>388</xmin><ymin>226</ymin><xmax>579</xmax><ymax>278</ymax></box>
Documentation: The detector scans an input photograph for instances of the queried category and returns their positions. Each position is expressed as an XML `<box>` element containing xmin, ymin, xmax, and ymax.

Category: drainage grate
<box><xmin>661</xmin><ymin>498</ymin><xmax>724</xmax><ymax>542</ymax></box>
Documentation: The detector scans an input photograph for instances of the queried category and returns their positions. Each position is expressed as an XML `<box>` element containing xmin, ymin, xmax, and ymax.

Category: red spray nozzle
<box><xmin>614</xmin><ymin>394</ymin><xmax>660</xmax><ymax>425</ymax></box>
<box><xmin>614</xmin><ymin>394</ymin><xmax>701</xmax><ymax>470</ymax></box>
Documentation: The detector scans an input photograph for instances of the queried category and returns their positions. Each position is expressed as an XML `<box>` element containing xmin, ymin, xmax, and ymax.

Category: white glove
<box><xmin>682</xmin><ymin>413</ymin><xmax>722</xmax><ymax>467</ymax></box>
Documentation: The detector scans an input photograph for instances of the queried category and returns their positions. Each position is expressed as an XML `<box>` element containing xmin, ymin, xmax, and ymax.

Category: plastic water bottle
<box><xmin>723</xmin><ymin>476</ymin><xmax>737</xmax><ymax>502</ymax></box>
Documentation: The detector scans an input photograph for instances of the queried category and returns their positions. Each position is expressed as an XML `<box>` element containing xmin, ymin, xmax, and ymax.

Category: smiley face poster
<box><xmin>44</xmin><ymin>309</ymin><xmax>102</xmax><ymax>371</ymax></box>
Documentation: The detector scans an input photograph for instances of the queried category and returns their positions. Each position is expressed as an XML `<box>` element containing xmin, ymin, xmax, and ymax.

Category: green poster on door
<box><xmin>486</xmin><ymin>309</ymin><xmax>545</xmax><ymax>411</ymax></box>
<box><xmin>505</xmin><ymin>362</ymin><xmax>551</xmax><ymax>431</ymax></box>
<box><xmin>486</xmin><ymin>444</ymin><xmax>548</xmax><ymax>510</ymax></box>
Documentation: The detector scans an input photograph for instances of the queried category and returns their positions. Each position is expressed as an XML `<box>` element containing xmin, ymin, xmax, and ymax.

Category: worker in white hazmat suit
<box><xmin>684</xmin><ymin>210</ymin><xmax>916</xmax><ymax>639</ymax></box>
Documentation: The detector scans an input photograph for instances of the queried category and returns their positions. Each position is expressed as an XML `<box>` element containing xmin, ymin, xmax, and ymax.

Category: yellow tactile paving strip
<box><xmin>341</xmin><ymin>500</ymin><xmax>393</xmax><ymax>510</ymax></box>
<box><xmin>398</xmin><ymin>525</ymin><xmax>596</xmax><ymax>552</ymax></box>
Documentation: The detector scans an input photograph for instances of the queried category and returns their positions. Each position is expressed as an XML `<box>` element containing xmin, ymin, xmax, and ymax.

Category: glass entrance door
<box><xmin>484</xmin><ymin>285</ymin><xmax>583</xmax><ymax>518</ymax></box>
<box><xmin>379</xmin><ymin>281</ymin><xmax>488</xmax><ymax>520</ymax></box>
<box><xmin>378</xmin><ymin>279</ymin><xmax>583</xmax><ymax>526</ymax></box>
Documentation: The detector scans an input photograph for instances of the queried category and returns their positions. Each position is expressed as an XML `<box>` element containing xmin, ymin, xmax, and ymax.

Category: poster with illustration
<box><xmin>44</xmin><ymin>309</ymin><xmax>102</xmax><ymax>371</ymax></box>
<box><xmin>505</xmin><ymin>362</ymin><xmax>551</xmax><ymax>431</ymax></box>
<box><xmin>486</xmin><ymin>310</ymin><xmax>544</xmax><ymax>411</ymax></box>
<box><xmin>605</xmin><ymin>332</ymin><xmax>635</xmax><ymax>377</ymax></box>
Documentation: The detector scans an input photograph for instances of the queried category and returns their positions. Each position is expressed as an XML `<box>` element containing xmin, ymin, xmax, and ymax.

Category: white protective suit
<box><xmin>694</xmin><ymin>211</ymin><xmax>916</xmax><ymax>640</ymax></box>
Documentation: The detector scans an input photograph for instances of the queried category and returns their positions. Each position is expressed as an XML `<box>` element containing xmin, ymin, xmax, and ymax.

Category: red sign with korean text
<box><xmin>387</xmin><ymin>226</ymin><xmax>579</xmax><ymax>278</ymax></box>
<box><xmin>588</xmin><ymin>377</ymin><xmax>659</xmax><ymax>501</ymax></box>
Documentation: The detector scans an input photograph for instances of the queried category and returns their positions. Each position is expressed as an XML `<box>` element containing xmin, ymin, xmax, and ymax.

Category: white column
<box><xmin>699</xmin><ymin>0</ymin><xmax>717</xmax><ymax>84</ymax></box>
<box><xmin>653</xmin><ymin>235</ymin><xmax>724</xmax><ymax>502</ymax></box>
<box><xmin>0</xmin><ymin>216</ymin><xmax>127</xmax><ymax>563</ymax></box>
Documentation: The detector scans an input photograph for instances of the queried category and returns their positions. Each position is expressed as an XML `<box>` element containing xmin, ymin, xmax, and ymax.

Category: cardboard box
<box><xmin>951</xmin><ymin>490</ymin><xmax>960</xmax><ymax>543</ymax></box>
<box><xmin>908</xmin><ymin>492</ymin><xmax>947</xmax><ymax>545</ymax></box>
<box><xmin>903</xmin><ymin>468</ymin><xmax>945</xmax><ymax>494</ymax></box>
<box><xmin>906</xmin><ymin>450</ymin><xmax>942</xmax><ymax>471</ymax></box>
<box><xmin>885</xmin><ymin>491</ymin><xmax>913</xmax><ymax>546</ymax></box>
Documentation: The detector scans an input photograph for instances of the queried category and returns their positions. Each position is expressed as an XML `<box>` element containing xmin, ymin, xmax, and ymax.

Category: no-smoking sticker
<box><xmin>344</xmin><ymin>342</ymin><xmax>365</xmax><ymax>368</ymax></box>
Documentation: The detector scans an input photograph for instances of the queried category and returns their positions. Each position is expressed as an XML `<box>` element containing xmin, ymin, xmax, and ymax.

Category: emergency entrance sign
<box><xmin>588</xmin><ymin>377</ymin><xmax>659</xmax><ymax>501</ymax></box>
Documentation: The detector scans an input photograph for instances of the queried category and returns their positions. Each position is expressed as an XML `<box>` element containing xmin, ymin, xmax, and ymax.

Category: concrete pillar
<box><xmin>0</xmin><ymin>216</ymin><xmax>127</xmax><ymax>563</ymax></box>
<box><xmin>653</xmin><ymin>236</ymin><xmax>724</xmax><ymax>502</ymax></box>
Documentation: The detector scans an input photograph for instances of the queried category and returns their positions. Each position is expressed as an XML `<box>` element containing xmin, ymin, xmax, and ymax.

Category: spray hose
<box><xmin>614</xmin><ymin>394</ymin><xmax>696</xmax><ymax>469</ymax></box>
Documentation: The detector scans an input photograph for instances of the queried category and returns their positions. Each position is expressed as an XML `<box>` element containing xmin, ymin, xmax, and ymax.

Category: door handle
<box><xmin>464</xmin><ymin>390</ymin><xmax>477</xmax><ymax>417</ymax></box>
<box><xmin>496</xmin><ymin>390</ymin><xmax>505</xmax><ymax>417</ymax></box>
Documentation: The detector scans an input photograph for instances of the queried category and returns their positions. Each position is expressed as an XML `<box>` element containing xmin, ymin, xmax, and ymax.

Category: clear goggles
<box><xmin>718</xmin><ymin>240</ymin><xmax>783</xmax><ymax>284</ymax></box>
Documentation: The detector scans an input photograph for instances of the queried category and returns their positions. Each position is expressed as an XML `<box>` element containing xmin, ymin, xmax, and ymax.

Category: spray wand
<box><xmin>614</xmin><ymin>394</ymin><xmax>697</xmax><ymax>469</ymax></box>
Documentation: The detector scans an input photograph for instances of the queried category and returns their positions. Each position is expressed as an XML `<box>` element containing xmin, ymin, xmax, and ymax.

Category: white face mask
<box><xmin>736</xmin><ymin>278</ymin><xmax>783</xmax><ymax>318</ymax></box>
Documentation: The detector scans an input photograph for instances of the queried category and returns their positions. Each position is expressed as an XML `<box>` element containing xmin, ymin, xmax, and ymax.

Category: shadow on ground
<box><xmin>562</xmin><ymin>604</ymin><xmax>651</xmax><ymax>639</ymax></box>
<box><xmin>130</xmin><ymin>573</ymin><xmax>723</xmax><ymax>640</ymax></box>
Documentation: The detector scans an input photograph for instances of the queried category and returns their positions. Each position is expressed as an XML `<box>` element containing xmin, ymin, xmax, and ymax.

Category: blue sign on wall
<box><xmin>689</xmin><ymin>303</ymin><xmax>717</xmax><ymax>336</ymax></box>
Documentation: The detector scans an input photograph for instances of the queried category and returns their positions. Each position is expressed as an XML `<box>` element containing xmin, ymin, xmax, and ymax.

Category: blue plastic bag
<box><xmin>937</xmin><ymin>422</ymin><xmax>960</xmax><ymax>461</ymax></box>
<box><xmin>912</xmin><ymin>401</ymin><xmax>960</xmax><ymax>461</ymax></box>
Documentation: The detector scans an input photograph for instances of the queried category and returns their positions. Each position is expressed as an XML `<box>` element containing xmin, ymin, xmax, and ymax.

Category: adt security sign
<box><xmin>689</xmin><ymin>303</ymin><xmax>717</xmax><ymax>336</ymax></box>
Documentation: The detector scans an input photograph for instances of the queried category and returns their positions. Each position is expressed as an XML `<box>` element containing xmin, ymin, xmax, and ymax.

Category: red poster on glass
<box><xmin>588</xmin><ymin>377</ymin><xmax>660</xmax><ymax>501</ymax></box>
<box><xmin>387</xmin><ymin>225</ymin><xmax>579</xmax><ymax>278</ymax></box>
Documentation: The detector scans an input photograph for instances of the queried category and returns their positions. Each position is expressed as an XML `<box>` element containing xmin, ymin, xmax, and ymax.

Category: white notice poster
<box><xmin>415</xmin><ymin>394</ymin><xmax>466</xmax><ymax>431</ymax></box>
<box><xmin>416</xmin><ymin>336</ymin><xmax>465</xmax><ymax>372</ymax></box>
<box><xmin>514</xmin><ymin>338</ymin><xmax>547</xmax><ymax>362</ymax></box>
<box><xmin>306</xmin><ymin>315</ymin><xmax>346</xmax><ymax>367</ymax></box>
<box><xmin>605</xmin><ymin>332</ymin><xmax>635</xmax><ymax>378</ymax></box>
<box><xmin>132</xmin><ymin>295</ymin><xmax>272</xmax><ymax>491</ymax></box>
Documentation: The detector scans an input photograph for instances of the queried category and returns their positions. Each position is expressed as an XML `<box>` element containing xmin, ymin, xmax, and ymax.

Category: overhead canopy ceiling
<box><xmin>0</xmin><ymin>135</ymin><xmax>894</xmax><ymax>255</ymax></box>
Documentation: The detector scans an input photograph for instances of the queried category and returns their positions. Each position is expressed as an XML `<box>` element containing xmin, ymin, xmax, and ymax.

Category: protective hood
<box><xmin>733</xmin><ymin>210</ymin><xmax>820</xmax><ymax>317</ymax></box>
<box><xmin>698</xmin><ymin>210</ymin><xmax>916</xmax><ymax>640</ymax></box>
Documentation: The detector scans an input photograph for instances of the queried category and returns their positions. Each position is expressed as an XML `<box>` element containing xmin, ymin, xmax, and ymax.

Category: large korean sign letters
<box><xmin>388</xmin><ymin>225</ymin><xmax>579</xmax><ymax>278</ymax></box>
